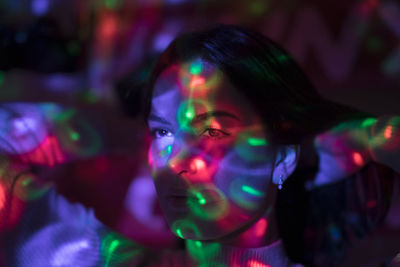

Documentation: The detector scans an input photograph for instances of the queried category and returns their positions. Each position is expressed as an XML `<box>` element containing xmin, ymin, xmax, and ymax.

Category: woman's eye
<box><xmin>151</xmin><ymin>129</ymin><xmax>173</xmax><ymax>138</ymax></box>
<box><xmin>201</xmin><ymin>128</ymin><xmax>229</xmax><ymax>139</ymax></box>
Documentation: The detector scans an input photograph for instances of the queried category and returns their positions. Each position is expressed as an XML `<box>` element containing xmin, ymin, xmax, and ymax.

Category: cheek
<box><xmin>214</xmin><ymin>148</ymin><xmax>273</xmax><ymax>211</ymax></box>
<box><xmin>148</xmin><ymin>138</ymin><xmax>174</xmax><ymax>169</ymax></box>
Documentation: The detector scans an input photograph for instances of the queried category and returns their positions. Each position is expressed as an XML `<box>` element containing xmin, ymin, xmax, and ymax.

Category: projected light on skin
<box><xmin>148</xmin><ymin>59</ymin><xmax>281</xmax><ymax>247</ymax></box>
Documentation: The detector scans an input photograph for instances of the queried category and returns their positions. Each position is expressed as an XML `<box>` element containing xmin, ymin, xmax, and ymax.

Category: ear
<box><xmin>272</xmin><ymin>146</ymin><xmax>299</xmax><ymax>186</ymax></box>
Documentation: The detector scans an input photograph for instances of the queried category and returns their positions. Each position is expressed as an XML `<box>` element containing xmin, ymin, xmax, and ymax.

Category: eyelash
<box><xmin>200</xmin><ymin>128</ymin><xmax>230</xmax><ymax>139</ymax></box>
<box><xmin>151</xmin><ymin>128</ymin><xmax>173</xmax><ymax>138</ymax></box>
<box><xmin>150</xmin><ymin>127</ymin><xmax>230</xmax><ymax>140</ymax></box>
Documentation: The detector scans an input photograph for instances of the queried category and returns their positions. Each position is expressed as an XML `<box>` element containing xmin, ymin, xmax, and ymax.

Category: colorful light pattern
<box><xmin>186</xmin><ymin>239</ymin><xmax>221</xmax><ymax>262</ymax></box>
<box><xmin>0</xmin><ymin>183</ymin><xmax>5</xmax><ymax>211</ymax></box>
<box><xmin>101</xmin><ymin>232</ymin><xmax>139</xmax><ymax>266</ymax></box>
<box><xmin>241</xmin><ymin>185</ymin><xmax>264</xmax><ymax>197</ymax></box>
<box><xmin>247</xmin><ymin>260</ymin><xmax>271</xmax><ymax>267</ymax></box>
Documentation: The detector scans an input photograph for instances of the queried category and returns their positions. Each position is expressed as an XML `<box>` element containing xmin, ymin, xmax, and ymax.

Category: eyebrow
<box><xmin>148</xmin><ymin>111</ymin><xmax>240</xmax><ymax>125</ymax></box>
<box><xmin>192</xmin><ymin>111</ymin><xmax>240</xmax><ymax>123</ymax></box>
<box><xmin>148</xmin><ymin>114</ymin><xmax>172</xmax><ymax>126</ymax></box>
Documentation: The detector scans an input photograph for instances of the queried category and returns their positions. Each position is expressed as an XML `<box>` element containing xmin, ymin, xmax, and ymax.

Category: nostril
<box><xmin>178</xmin><ymin>170</ymin><xmax>188</xmax><ymax>176</ymax></box>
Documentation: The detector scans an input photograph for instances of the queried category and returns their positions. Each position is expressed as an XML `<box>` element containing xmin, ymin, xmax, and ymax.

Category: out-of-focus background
<box><xmin>1</xmin><ymin>0</ymin><xmax>399</xmax><ymax>113</ymax></box>
<box><xmin>0</xmin><ymin>0</ymin><xmax>399</xmax><ymax>257</ymax></box>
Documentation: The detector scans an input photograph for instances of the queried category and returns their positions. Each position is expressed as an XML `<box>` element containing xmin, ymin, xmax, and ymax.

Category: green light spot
<box><xmin>186</xmin><ymin>111</ymin><xmax>194</xmax><ymax>119</ymax></box>
<box><xmin>196</xmin><ymin>192</ymin><xmax>206</xmax><ymax>205</ymax></box>
<box><xmin>176</xmin><ymin>228</ymin><xmax>184</xmax><ymax>238</ymax></box>
<box><xmin>109</xmin><ymin>240</ymin><xmax>120</xmax><ymax>253</ymax></box>
<box><xmin>105</xmin><ymin>239</ymin><xmax>120</xmax><ymax>267</ymax></box>
<box><xmin>362</xmin><ymin>117</ymin><xmax>377</xmax><ymax>128</ymax></box>
<box><xmin>166</xmin><ymin>145</ymin><xmax>172</xmax><ymax>155</ymax></box>
<box><xmin>70</xmin><ymin>132</ymin><xmax>80</xmax><ymax>141</ymax></box>
<box><xmin>185</xmin><ymin>103</ymin><xmax>195</xmax><ymax>120</ymax></box>
<box><xmin>54</xmin><ymin>109</ymin><xmax>76</xmax><ymax>121</ymax></box>
<box><xmin>105</xmin><ymin>0</ymin><xmax>118</xmax><ymax>9</ymax></box>
<box><xmin>277</xmin><ymin>54</ymin><xmax>288</xmax><ymax>62</ymax></box>
<box><xmin>195</xmin><ymin>241</ymin><xmax>202</xmax><ymax>247</ymax></box>
<box><xmin>248</xmin><ymin>137</ymin><xmax>267</xmax><ymax>146</ymax></box>
<box><xmin>21</xmin><ymin>177</ymin><xmax>32</xmax><ymax>186</ymax></box>
<box><xmin>160</xmin><ymin>145</ymin><xmax>172</xmax><ymax>157</ymax></box>
<box><xmin>190</xmin><ymin>61</ymin><xmax>203</xmax><ymax>75</ymax></box>
<box><xmin>0</xmin><ymin>71</ymin><xmax>4</xmax><ymax>86</ymax></box>
<box><xmin>242</xmin><ymin>185</ymin><xmax>264</xmax><ymax>197</ymax></box>
<box><xmin>249</xmin><ymin>0</ymin><xmax>267</xmax><ymax>16</ymax></box>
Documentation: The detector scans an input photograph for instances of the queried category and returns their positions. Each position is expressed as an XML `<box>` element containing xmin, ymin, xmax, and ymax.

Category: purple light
<box><xmin>152</xmin><ymin>32</ymin><xmax>174</xmax><ymax>52</ymax></box>
<box><xmin>32</xmin><ymin>0</ymin><xmax>50</xmax><ymax>16</ymax></box>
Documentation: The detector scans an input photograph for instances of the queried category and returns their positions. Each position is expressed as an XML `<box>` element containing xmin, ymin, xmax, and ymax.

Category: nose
<box><xmin>167</xmin><ymin>133</ymin><xmax>210</xmax><ymax>181</ymax></box>
<box><xmin>168</xmin><ymin>139</ymin><xmax>199</xmax><ymax>176</ymax></box>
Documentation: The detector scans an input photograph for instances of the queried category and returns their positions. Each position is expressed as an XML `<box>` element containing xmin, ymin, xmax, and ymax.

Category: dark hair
<box><xmin>141</xmin><ymin>24</ymin><xmax>394</xmax><ymax>266</ymax></box>
<box><xmin>143</xmin><ymin>24</ymin><xmax>366</xmax><ymax>145</ymax></box>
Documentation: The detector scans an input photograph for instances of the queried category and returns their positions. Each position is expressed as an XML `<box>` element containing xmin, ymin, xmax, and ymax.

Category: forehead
<box><xmin>151</xmin><ymin>59</ymin><xmax>260</xmax><ymax>124</ymax></box>
<box><xmin>153</xmin><ymin>59</ymin><xmax>221</xmax><ymax>96</ymax></box>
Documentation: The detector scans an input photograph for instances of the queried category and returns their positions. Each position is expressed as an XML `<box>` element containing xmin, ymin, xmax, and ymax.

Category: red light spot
<box><xmin>100</xmin><ymin>15</ymin><xmax>117</xmax><ymax>39</ymax></box>
<box><xmin>384</xmin><ymin>125</ymin><xmax>392</xmax><ymax>139</ymax></box>
<box><xmin>190</xmin><ymin>76</ymin><xmax>205</xmax><ymax>88</ymax></box>
<box><xmin>255</xmin><ymin>218</ymin><xmax>268</xmax><ymax>237</ymax></box>
<box><xmin>247</xmin><ymin>259</ymin><xmax>271</xmax><ymax>267</ymax></box>
<box><xmin>366</xmin><ymin>199</ymin><xmax>377</xmax><ymax>208</ymax></box>
<box><xmin>352</xmin><ymin>152</ymin><xmax>364</xmax><ymax>166</ymax></box>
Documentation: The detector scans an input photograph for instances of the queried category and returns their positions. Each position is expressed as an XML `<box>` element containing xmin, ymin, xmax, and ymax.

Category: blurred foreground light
<box><xmin>32</xmin><ymin>0</ymin><xmax>50</xmax><ymax>16</ymax></box>
<box><xmin>0</xmin><ymin>184</ymin><xmax>5</xmax><ymax>211</ymax></box>
<box><xmin>51</xmin><ymin>240</ymin><xmax>90</xmax><ymax>266</ymax></box>
<box><xmin>153</xmin><ymin>32</ymin><xmax>175</xmax><ymax>52</ymax></box>
<box><xmin>0</xmin><ymin>72</ymin><xmax>4</xmax><ymax>86</ymax></box>
<box><xmin>166</xmin><ymin>0</ymin><xmax>190</xmax><ymax>4</ymax></box>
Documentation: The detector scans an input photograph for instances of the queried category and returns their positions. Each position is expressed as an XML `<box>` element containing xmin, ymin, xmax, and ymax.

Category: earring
<box><xmin>278</xmin><ymin>175</ymin><xmax>283</xmax><ymax>190</ymax></box>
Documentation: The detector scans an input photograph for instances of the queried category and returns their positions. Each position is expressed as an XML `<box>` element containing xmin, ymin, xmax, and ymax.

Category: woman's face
<box><xmin>148</xmin><ymin>59</ymin><xmax>277</xmax><ymax>241</ymax></box>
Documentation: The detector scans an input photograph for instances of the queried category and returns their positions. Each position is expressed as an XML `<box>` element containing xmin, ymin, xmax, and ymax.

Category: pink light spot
<box><xmin>190</xmin><ymin>76</ymin><xmax>205</xmax><ymax>88</ymax></box>
<box><xmin>0</xmin><ymin>184</ymin><xmax>5</xmax><ymax>211</ymax></box>
<box><xmin>247</xmin><ymin>259</ymin><xmax>271</xmax><ymax>267</ymax></box>
<box><xmin>352</xmin><ymin>152</ymin><xmax>364</xmax><ymax>166</ymax></box>
<box><xmin>147</xmin><ymin>149</ymin><xmax>153</xmax><ymax>166</ymax></box>
<box><xmin>384</xmin><ymin>125</ymin><xmax>392</xmax><ymax>139</ymax></box>
<box><xmin>191</xmin><ymin>158</ymin><xmax>206</xmax><ymax>172</ymax></box>
<box><xmin>255</xmin><ymin>218</ymin><xmax>268</xmax><ymax>237</ymax></box>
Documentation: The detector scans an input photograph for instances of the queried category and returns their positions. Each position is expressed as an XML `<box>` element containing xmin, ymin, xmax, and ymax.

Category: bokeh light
<box><xmin>0</xmin><ymin>183</ymin><xmax>5</xmax><ymax>211</ymax></box>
